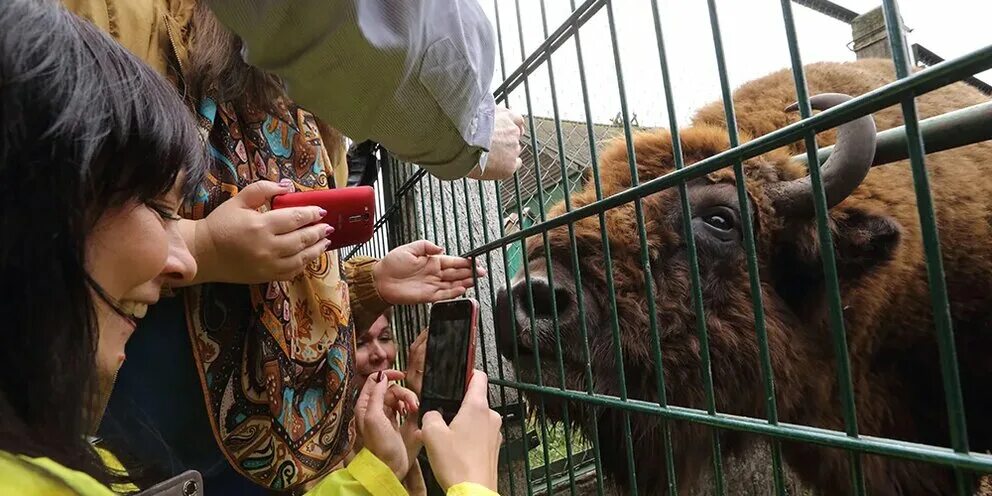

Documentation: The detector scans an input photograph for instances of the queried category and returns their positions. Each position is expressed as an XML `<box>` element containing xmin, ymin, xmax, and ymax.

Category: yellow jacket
<box><xmin>0</xmin><ymin>448</ymin><xmax>497</xmax><ymax>496</ymax></box>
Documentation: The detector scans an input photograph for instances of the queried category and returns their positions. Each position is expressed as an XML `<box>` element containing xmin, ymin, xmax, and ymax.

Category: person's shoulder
<box><xmin>0</xmin><ymin>451</ymin><xmax>113</xmax><ymax>496</ymax></box>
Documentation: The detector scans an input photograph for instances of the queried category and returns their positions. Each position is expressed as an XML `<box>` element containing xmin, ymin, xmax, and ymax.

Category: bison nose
<box><xmin>523</xmin><ymin>277</ymin><xmax>574</xmax><ymax>323</ymax></box>
<box><xmin>495</xmin><ymin>276</ymin><xmax>576</xmax><ymax>359</ymax></box>
<box><xmin>495</xmin><ymin>287</ymin><xmax>515</xmax><ymax>357</ymax></box>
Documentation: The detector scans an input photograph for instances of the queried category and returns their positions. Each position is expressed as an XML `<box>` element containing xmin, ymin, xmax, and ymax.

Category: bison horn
<box><xmin>766</xmin><ymin>93</ymin><xmax>877</xmax><ymax>218</ymax></box>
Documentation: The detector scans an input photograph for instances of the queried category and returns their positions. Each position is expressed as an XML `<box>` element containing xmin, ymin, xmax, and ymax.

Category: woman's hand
<box><xmin>355</xmin><ymin>370</ymin><xmax>419</xmax><ymax>479</ymax></box>
<box><xmin>420</xmin><ymin>371</ymin><xmax>502</xmax><ymax>491</ymax></box>
<box><xmin>403</xmin><ymin>329</ymin><xmax>428</xmax><ymax>397</ymax></box>
<box><xmin>180</xmin><ymin>180</ymin><xmax>333</xmax><ymax>285</ymax></box>
<box><xmin>373</xmin><ymin>240</ymin><xmax>485</xmax><ymax>304</ymax></box>
<box><xmin>399</xmin><ymin>413</ymin><xmax>424</xmax><ymax>476</ymax></box>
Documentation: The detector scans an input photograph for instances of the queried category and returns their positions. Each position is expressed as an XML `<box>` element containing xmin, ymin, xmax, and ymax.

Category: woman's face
<box><xmin>356</xmin><ymin>313</ymin><xmax>397</xmax><ymax>381</ymax></box>
<box><xmin>85</xmin><ymin>177</ymin><xmax>197</xmax><ymax>414</ymax></box>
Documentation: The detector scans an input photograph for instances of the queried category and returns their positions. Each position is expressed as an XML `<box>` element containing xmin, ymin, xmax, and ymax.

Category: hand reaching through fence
<box><xmin>373</xmin><ymin>240</ymin><xmax>486</xmax><ymax>304</ymax></box>
<box><xmin>467</xmin><ymin>106</ymin><xmax>525</xmax><ymax>181</ymax></box>
<box><xmin>420</xmin><ymin>370</ymin><xmax>503</xmax><ymax>492</ymax></box>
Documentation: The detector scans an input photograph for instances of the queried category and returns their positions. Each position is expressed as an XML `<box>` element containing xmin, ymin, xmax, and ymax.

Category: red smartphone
<box><xmin>419</xmin><ymin>298</ymin><xmax>479</xmax><ymax>426</ymax></box>
<box><xmin>270</xmin><ymin>186</ymin><xmax>375</xmax><ymax>250</ymax></box>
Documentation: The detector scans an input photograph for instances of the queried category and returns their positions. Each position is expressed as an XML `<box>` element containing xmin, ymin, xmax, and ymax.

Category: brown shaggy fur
<box><xmin>495</xmin><ymin>59</ymin><xmax>992</xmax><ymax>495</ymax></box>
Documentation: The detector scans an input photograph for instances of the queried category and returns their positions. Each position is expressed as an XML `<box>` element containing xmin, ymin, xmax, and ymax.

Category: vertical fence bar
<box><xmin>474</xmin><ymin>175</ymin><xmax>521</xmax><ymax>496</ymax></box>
<box><xmin>449</xmin><ymin>182</ymin><xmax>464</xmax><ymax>256</ymax></box>
<box><xmin>415</xmin><ymin>166</ymin><xmax>432</xmax><ymax>337</ymax></box>
<box><xmin>881</xmin><ymin>1</ymin><xmax>972</xmax><ymax>493</ymax></box>
<box><xmin>775</xmin><ymin>5</ymin><xmax>869</xmax><ymax>492</ymax></box>
<box><xmin>499</xmin><ymin>179</ymin><xmax>538</xmax><ymax>496</ymax></box>
<box><xmin>565</xmin><ymin>1</ymin><xmax>608</xmax><ymax>493</ymax></box>
<box><xmin>647</xmin><ymin>1</ymin><xmax>712</xmax><ymax>493</ymax></box>
<box><xmin>603</xmin><ymin>1</ymin><xmax>681</xmax><ymax>493</ymax></box>
<box><xmin>511</xmin><ymin>3</ymin><xmax>557</xmax><ymax>492</ymax></box>
<box><xmin>532</xmin><ymin>1</ymin><xmax>581</xmax><ymax>493</ymax></box>
<box><xmin>438</xmin><ymin>177</ymin><xmax>453</xmax><ymax>250</ymax></box>
<box><xmin>700</xmin><ymin>0</ymin><xmax>802</xmax><ymax>491</ymax></box>
<box><xmin>493</xmin><ymin>2</ymin><xmax>539</xmax><ymax>492</ymax></box>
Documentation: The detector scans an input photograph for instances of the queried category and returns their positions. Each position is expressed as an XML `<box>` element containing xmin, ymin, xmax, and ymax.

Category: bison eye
<box><xmin>692</xmin><ymin>205</ymin><xmax>740</xmax><ymax>244</ymax></box>
<box><xmin>703</xmin><ymin>212</ymin><xmax>734</xmax><ymax>231</ymax></box>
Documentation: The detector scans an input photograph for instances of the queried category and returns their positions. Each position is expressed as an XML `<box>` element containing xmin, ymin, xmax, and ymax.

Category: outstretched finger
<box><xmin>471</xmin><ymin>260</ymin><xmax>488</xmax><ymax>278</ymax></box>
<box><xmin>385</xmin><ymin>384</ymin><xmax>420</xmax><ymax>416</ymax></box>
<box><xmin>452</xmin><ymin>277</ymin><xmax>477</xmax><ymax>291</ymax></box>
<box><xmin>420</xmin><ymin>410</ymin><xmax>447</xmax><ymax>432</ymax></box>
<box><xmin>234</xmin><ymin>180</ymin><xmax>295</xmax><ymax>209</ymax></box>
<box><xmin>264</xmin><ymin>206</ymin><xmax>326</xmax><ymax>235</ymax></box>
<box><xmin>462</xmin><ymin>370</ymin><xmax>490</xmax><ymax>409</ymax></box>
<box><xmin>410</xmin><ymin>329</ymin><xmax>429</xmax><ymax>350</ymax></box>
<box><xmin>276</xmin><ymin>237</ymin><xmax>332</xmax><ymax>276</ymax></box>
<box><xmin>354</xmin><ymin>371</ymin><xmax>380</xmax><ymax>431</ymax></box>
<box><xmin>439</xmin><ymin>266</ymin><xmax>476</xmax><ymax>282</ymax></box>
<box><xmin>428</xmin><ymin>287</ymin><xmax>468</xmax><ymax>302</ymax></box>
<box><xmin>365</xmin><ymin>370</ymin><xmax>404</xmax><ymax>425</ymax></box>
<box><xmin>273</xmin><ymin>223</ymin><xmax>331</xmax><ymax>257</ymax></box>
<box><xmin>437</xmin><ymin>255</ymin><xmax>473</xmax><ymax>271</ymax></box>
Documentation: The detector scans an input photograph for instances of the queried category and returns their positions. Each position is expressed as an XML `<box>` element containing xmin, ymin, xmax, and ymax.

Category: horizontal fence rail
<box><xmin>793</xmin><ymin>100</ymin><xmax>992</xmax><ymax>167</ymax></box>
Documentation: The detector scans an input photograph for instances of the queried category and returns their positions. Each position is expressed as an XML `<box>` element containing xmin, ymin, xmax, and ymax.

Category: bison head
<box><xmin>494</xmin><ymin>95</ymin><xmax>903</xmax><ymax>491</ymax></box>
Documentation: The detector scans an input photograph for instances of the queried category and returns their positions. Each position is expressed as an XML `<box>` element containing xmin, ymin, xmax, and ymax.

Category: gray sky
<box><xmin>481</xmin><ymin>0</ymin><xmax>991</xmax><ymax>127</ymax></box>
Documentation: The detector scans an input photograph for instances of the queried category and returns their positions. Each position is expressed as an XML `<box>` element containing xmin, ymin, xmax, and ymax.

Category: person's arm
<box><xmin>308</xmin><ymin>448</ymin><xmax>406</xmax><ymax>496</ymax></box>
<box><xmin>345</xmin><ymin>240</ymin><xmax>485</xmax><ymax>330</ymax></box>
<box><xmin>205</xmin><ymin>0</ymin><xmax>496</xmax><ymax>180</ymax></box>
<box><xmin>307</xmin><ymin>449</ymin><xmax>498</xmax><ymax>496</ymax></box>
<box><xmin>344</xmin><ymin>256</ymin><xmax>391</xmax><ymax>334</ymax></box>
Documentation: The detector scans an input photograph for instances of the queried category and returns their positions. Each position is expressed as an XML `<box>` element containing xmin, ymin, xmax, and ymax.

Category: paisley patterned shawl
<box><xmin>182</xmin><ymin>97</ymin><xmax>358</xmax><ymax>491</ymax></box>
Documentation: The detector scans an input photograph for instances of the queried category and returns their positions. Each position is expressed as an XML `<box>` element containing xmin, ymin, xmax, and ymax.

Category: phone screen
<box><xmin>418</xmin><ymin>300</ymin><xmax>477</xmax><ymax>496</ymax></box>
<box><xmin>422</xmin><ymin>302</ymin><xmax>474</xmax><ymax>403</ymax></box>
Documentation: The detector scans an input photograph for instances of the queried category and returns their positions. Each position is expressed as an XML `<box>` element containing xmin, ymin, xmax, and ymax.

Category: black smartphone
<box><xmin>417</xmin><ymin>298</ymin><xmax>479</xmax><ymax>496</ymax></box>
<box><xmin>418</xmin><ymin>298</ymin><xmax>479</xmax><ymax>426</ymax></box>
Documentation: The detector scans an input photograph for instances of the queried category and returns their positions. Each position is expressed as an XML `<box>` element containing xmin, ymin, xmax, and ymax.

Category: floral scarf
<box><xmin>182</xmin><ymin>97</ymin><xmax>357</xmax><ymax>491</ymax></box>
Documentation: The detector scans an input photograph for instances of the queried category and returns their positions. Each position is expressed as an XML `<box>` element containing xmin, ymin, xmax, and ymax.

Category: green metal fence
<box><xmin>347</xmin><ymin>0</ymin><xmax>992</xmax><ymax>494</ymax></box>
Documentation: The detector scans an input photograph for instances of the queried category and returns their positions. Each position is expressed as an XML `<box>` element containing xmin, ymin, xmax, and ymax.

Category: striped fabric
<box><xmin>207</xmin><ymin>0</ymin><xmax>497</xmax><ymax>179</ymax></box>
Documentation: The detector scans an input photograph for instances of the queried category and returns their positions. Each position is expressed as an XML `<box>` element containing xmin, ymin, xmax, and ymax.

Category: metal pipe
<box><xmin>793</xmin><ymin>100</ymin><xmax>992</xmax><ymax>167</ymax></box>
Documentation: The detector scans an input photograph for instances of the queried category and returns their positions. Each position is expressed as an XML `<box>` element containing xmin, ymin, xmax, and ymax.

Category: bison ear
<box><xmin>772</xmin><ymin>207</ymin><xmax>901</xmax><ymax>313</ymax></box>
<box><xmin>830</xmin><ymin>207</ymin><xmax>902</xmax><ymax>279</ymax></box>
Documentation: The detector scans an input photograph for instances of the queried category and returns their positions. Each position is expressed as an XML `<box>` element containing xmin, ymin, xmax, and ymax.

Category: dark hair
<box><xmin>183</xmin><ymin>3</ymin><xmax>347</xmax><ymax>164</ymax></box>
<box><xmin>185</xmin><ymin>1</ymin><xmax>285</xmax><ymax>110</ymax></box>
<box><xmin>0</xmin><ymin>0</ymin><xmax>207</xmax><ymax>489</ymax></box>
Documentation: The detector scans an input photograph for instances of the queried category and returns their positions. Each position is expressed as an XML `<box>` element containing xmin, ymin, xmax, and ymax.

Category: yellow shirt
<box><xmin>0</xmin><ymin>448</ymin><xmax>498</xmax><ymax>496</ymax></box>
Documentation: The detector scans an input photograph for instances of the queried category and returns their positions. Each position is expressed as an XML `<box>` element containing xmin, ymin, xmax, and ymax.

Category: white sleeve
<box><xmin>206</xmin><ymin>0</ymin><xmax>497</xmax><ymax>179</ymax></box>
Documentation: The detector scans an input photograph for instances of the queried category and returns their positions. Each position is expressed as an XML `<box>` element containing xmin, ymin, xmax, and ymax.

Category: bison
<box><xmin>494</xmin><ymin>58</ymin><xmax>992</xmax><ymax>495</ymax></box>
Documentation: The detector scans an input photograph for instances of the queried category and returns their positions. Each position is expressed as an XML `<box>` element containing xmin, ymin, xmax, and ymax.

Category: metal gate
<box><xmin>347</xmin><ymin>0</ymin><xmax>992</xmax><ymax>494</ymax></box>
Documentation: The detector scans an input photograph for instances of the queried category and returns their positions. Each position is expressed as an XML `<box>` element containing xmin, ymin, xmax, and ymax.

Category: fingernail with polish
<box><xmin>317</xmin><ymin>208</ymin><xmax>327</xmax><ymax>217</ymax></box>
<box><xmin>324</xmin><ymin>226</ymin><xmax>335</xmax><ymax>237</ymax></box>
<box><xmin>376</xmin><ymin>371</ymin><xmax>384</xmax><ymax>383</ymax></box>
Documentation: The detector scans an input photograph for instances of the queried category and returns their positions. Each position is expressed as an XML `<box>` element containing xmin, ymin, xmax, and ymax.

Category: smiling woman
<box><xmin>0</xmin><ymin>0</ymin><xmax>206</xmax><ymax>491</ymax></box>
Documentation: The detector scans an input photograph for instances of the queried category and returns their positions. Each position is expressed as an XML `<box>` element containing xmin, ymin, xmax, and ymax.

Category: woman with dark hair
<box><xmin>0</xmin><ymin>2</ymin><xmax>502</xmax><ymax>495</ymax></box>
<box><xmin>0</xmin><ymin>0</ymin><xmax>205</xmax><ymax>490</ymax></box>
